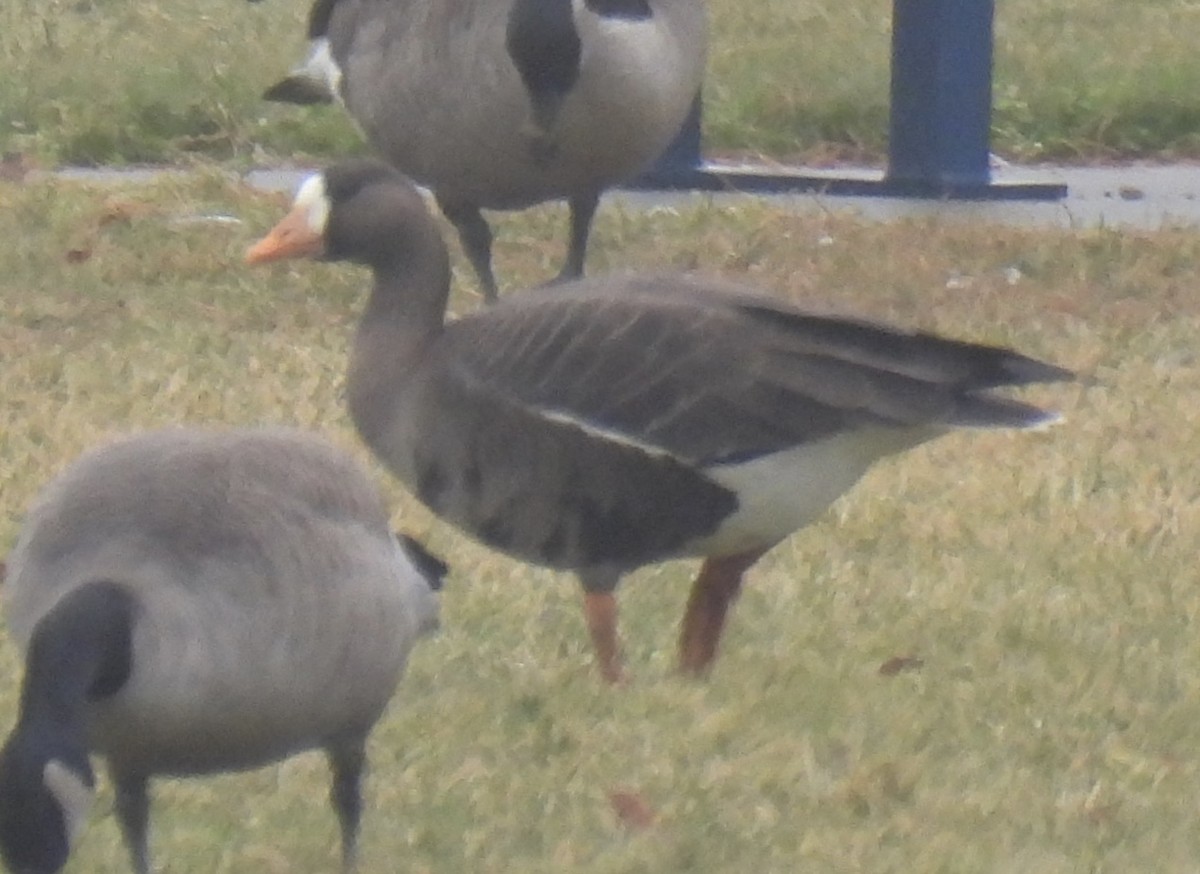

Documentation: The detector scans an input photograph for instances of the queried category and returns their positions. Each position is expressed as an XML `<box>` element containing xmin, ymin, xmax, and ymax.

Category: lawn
<box><xmin>3</xmin><ymin>0</ymin><xmax>1200</xmax><ymax>165</ymax></box>
<box><xmin>3</xmin><ymin>0</ymin><xmax>1199</xmax><ymax>870</ymax></box>
<box><xmin>0</xmin><ymin>167</ymin><xmax>1196</xmax><ymax>871</ymax></box>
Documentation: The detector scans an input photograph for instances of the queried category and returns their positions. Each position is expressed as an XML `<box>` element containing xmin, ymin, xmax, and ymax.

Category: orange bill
<box><xmin>245</xmin><ymin>206</ymin><xmax>324</xmax><ymax>264</ymax></box>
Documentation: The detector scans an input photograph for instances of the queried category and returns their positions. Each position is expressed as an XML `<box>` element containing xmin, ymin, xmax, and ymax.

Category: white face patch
<box><xmin>294</xmin><ymin>174</ymin><xmax>331</xmax><ymax>236</ymax></box>
<box><xmin>42</xmin><ymin>760</ymin><xmax>94</xmax><ymax>849</ymax></box>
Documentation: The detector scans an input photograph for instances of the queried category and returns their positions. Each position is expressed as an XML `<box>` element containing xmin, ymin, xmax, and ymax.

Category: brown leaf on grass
<box><xmin>609</xmin><ymin>788</ymin><xmax>657</xmax><ymax>830</ymax></box>
<box><xmin>1045</xmin><ymin>294</ymin><xmax>1084</xmax><ymax>317</ymax></box>
<box><xmin>64</xmin><ymin>246</ymin><xmax>93</xmax><ymax>264</ymax></box>
<box><xmin>1084</xmin><ymin>800</ymin><xmax>1121</xmax><ymax>825</ymax></box>
<box><xmin>98</xmin><ymin>197</ymin><xmax>156</xmax><ymax>228</ymax></box>
<box><xmin>878</xmin><ymin>655</ymin><xmax>924</xmax><ymax>676</ymax></box>
<box><xmin>839</xmin><ymin>760</ymin><xmax>915</xmax><ymax>816</ymax></box>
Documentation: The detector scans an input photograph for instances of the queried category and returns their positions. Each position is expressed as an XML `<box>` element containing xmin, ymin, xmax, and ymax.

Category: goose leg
<box><xmin>556</xmin><ymin>191</ymin><xmax>600</xmax><ymax>284</ymax></box>
<box><xmin>436</xmin><ymin>196</ymin><xmax>499</xmax><ymax>303</ymax></box>
<box><xmin>326</xmin><ymin>739</ymin><xmax>367</xmax><ymax>874</ymax></box>
<box><xmin>583</xmin><ymin>592</ymin><xmax>624</xmax><ymax>684</ymax></box>
<box><xmin>678</xmin><ymin>550</ymin><xmax>766</xmax><ymax>676</ymax></box>
<box><xmin>579</xmin><ymin>569</ymin><xmax>624</xmax><ymax>683</ymax></box>
<box><xmin>113</xmin><ymin>773</ymin><xmax>152</xmax><ymax>874</ymax></box>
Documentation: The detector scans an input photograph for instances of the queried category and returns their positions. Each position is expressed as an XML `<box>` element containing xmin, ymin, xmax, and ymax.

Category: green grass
<box><xmin>1</xmin><ymin>170</ymin><xmax>1197</xmax><ymax>871</ymax></box>
<box><xmin>3</xmin><ymin>0</ymin><xmax>1200</xmax><ymax>165</ymax></box>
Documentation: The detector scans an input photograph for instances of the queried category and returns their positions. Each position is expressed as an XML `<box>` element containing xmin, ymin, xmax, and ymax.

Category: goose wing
<box><xmin>441</xmin><ymin>277</ymin><xmax>1072</xmax><ymax>467</ymax></box>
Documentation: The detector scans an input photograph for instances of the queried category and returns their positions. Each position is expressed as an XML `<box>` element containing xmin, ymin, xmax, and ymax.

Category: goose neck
<box><xmin>358</xmin><ymin>220</ymin><xmax>452</xmax><ymax>337</ymax></box>
<box><xmin>16</xmin><ymin>581</ymin><xmax>136</xmax><ymax>730</ymax></box>
<box><xmin>361</xmin><ymin>271</ymin><xmax>446</xmax><ymax>338</ymax></box>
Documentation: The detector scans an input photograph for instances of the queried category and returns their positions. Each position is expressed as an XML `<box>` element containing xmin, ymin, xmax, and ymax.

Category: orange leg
<box><xmin>583</xmin><ymin>591</ymin><xmax>625</xmax><ymax>684</ymax></box>
<box><xmin>678</xmin><ymin>550</ymin><xmax>765</xmax><ymax>676</ymax></box>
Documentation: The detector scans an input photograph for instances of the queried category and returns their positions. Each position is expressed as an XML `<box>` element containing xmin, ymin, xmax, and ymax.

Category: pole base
<box><xmin>627</xmin><ymin>161</ymin><xmax>1067</xmax><ymax>201</ymax></box>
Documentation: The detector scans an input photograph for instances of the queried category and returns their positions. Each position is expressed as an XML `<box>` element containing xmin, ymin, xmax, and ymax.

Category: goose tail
<box><xmin>952</xmin><ymin>393</ymin><xmax>1066</xmax><ymax>431</ymax></box>
<box><xmin>988</xmin><ymin>350</ymin><xmax>1075</xmax><ymax>389</ymax></box>
<box><xmin>263</xmin><ymin>40</ymin><xmax>339</xmax><ymax>105</ymax></box>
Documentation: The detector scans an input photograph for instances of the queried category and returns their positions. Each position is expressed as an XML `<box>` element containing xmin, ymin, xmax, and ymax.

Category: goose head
<box><xmin>0</xmin><ymin>740</ymin><xmax>94</xmax><ymax>874</ymax></box>
<box><xmin>247</xmin><ymin>160</ymin><xmax>452</xmax><ymax>324</ymax></box>
<box><xmin>248</xmin><ymin>160</ymin><xmax>444</xmax><ymax>268</ymax></box>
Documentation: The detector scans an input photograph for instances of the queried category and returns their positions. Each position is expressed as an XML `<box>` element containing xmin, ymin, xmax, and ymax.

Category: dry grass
<box><xmin>1</xmin><ymin>171</ymin><xmax>1198</xmax><ymax>873</ymax></box>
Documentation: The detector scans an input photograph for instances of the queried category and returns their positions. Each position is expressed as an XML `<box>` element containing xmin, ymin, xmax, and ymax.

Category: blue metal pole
<box><xmin>632</xmin><ymin>0</ymin><xmax>1063</xmax><ymax>200</ymax></box>
<box><xmin>649</xmin><ymin>93</ymin><xmax>703</xmax><ymax>175</ymax></box>
<box><xmin>887</xmin><ymin>0</ymin><xmax>995</xmax><ymax>189</ymax></box>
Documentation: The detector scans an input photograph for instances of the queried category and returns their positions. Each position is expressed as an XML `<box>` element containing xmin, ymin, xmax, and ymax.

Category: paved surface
<box><xmin>611</xmin><ymin>162</ymin><xmax>1200</xmax><ymax>231</ymax></box>
<box><xmin>56</xmin><ymin>162</ymin><xmax>1200</xmax><ymax>231</ymax></box>
<box><xmin>798</xmin><ymin>163</ymin><xmax>1200</xmax><ymax>230</ymax></box>
<box><xmin>249</xmin><ymin>161</ymin><xmax>1200</xmax><ymax>231</ymax></box>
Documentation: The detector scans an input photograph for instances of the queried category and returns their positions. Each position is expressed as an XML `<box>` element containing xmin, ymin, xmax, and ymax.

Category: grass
<box><xmin>4</xmin><ymin>0</ymin><xmax>1200</xmax><ymax>165</ymax></box>
<box><xmin>0</xmin><ymin>167</ymin><xmax>1197</xmax><ymax>872</ymax></box>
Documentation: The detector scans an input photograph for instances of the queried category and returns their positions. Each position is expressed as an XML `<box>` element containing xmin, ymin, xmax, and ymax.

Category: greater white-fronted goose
<box><xmin>262</xmin><ymin>0</ymin><xmax>707</xmax><ymax>300</ymax></box>
<box><xmin>246</xmin><ymin>159</ymin><xmax>1074</xmax><ymax>684</ymax></box>
<box><xmin>0</xmin><ymin>427</ymin><xmax>445</xmax><ymax>874</ymax></box>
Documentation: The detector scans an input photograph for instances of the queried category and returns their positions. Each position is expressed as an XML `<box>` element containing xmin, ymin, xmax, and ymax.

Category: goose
<box><xmin>245</xmin><ymin>159</ymin><xmax>1074</xmax><ymax>684</ymax></box>
<box><xmin>261</xmin><ymin>0</ymin><xmax>707</xmax><ymax>301</ymax></box>
<box><xmin>0</xmin><ymin>427</ymin><xmax>445</xmax><ymax>874</ymax></box>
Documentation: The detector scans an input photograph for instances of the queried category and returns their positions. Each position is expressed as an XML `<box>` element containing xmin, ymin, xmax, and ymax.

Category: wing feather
<box><xmin>440</xmin><ymin>278</ymin><xmax>1070</xmax><ymax>465</ymax></box>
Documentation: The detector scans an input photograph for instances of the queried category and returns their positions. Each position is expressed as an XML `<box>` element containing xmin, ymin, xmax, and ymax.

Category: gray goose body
<box><xmin>0</xmin><ymin>426</ymin><xmax>444</xmax><ymax>874</ymax></box>
<box><xmin>248</xmin><ymin>159</ymin><xmax>1073</xmax><ymax>683</ymax></box>
<box><xmin>265</xmin><ymin>0</ymin><xmax>707</xmax><ymax>299</ymax></box>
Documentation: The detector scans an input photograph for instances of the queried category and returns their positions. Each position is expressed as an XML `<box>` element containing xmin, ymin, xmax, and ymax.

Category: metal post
<box><xmin>888</xmin><ymin>0</ymin><xmax>994</xmax><ymax>190</ymax></box>
<box><xmin>630</xmin><ymin>0</ymin><xmax>1065</xmax><ymax>201</ymax></box>
<box><xmin>648</xmin><ymin>93</ymin><xmax>703</xmax><ymax>178</ymax></box>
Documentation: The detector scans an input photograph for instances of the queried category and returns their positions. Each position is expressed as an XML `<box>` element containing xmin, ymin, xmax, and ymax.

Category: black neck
<box><xmin>584</xmin><ymin>0</ymin><xmax>653</xmax><ymax>19</ymax></box>
<box><xmin>306</xmin><ymin>0</ymin><xmax>338</xmax><ymax>39</ymax></box>
<box><xmin>507</xmin><ymin>0</ymin><xmax>581</xmax><ymax>117</ymax></box>
<box><xmin>0</xmin><ymin>582</ymin><xmax>130</xmax><ymax>874</ymax></box>
<box><xmin>18</xmin><ymin>581</ymin><xmax>136</xmax><ymax>730</ymax></box>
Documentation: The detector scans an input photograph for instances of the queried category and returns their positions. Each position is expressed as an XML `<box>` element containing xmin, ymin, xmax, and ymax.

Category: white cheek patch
<box><xmin>294</xmin><ymin>174</ymin><xmax>331</xmax><ymax>236</ymax></box>
<box><xmin>389</xmin><ymin>532</ymin><xmax>442</xmax><ymax>635</ymax></box>
<box><xmin>42</xmin><ymin>760</ymin><xmax>94</xmax><ymax>849</ymax></box>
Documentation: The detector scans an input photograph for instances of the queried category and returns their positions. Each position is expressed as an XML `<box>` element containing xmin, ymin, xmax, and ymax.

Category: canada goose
<box><xmin>0</xmin><ymin>427</ymin><xmax>445</xmax><ymax>874</ymax></box>
<box><xmin>246</xmin><ymin>160</ymin><xmax>1073</xmax><ymax>684</ymax></box>
<box><xmin>262</xmin><ymin>0</ymin><xmax>707</xmax><ymax>301</ymax></box>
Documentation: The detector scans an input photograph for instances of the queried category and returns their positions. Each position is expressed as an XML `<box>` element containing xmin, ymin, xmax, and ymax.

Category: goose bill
<box><xmin>245</xmin><ymin>207</ymin><xmax>324</xmax><ymax>263</ymax></box>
